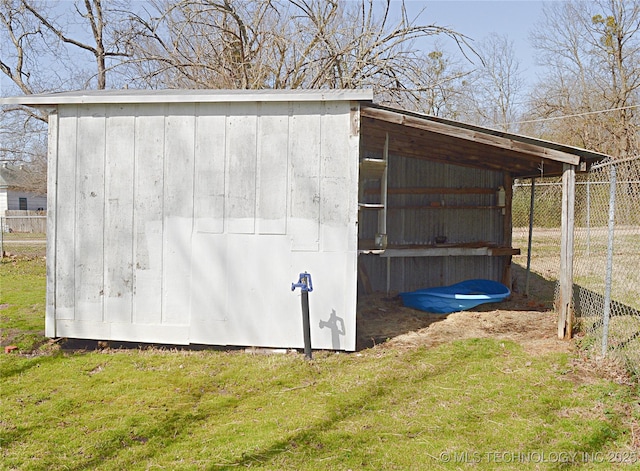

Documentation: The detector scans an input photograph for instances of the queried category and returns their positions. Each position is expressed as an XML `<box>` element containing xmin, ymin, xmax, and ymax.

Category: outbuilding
<box><xmin>0</xmin><ymin>162</ymin><xmax>47</xmax><ymax>213</ymax></box>
<box><xmin>1</xmin><ymin>89</ymin><xmax>607</xmax><ymax>350</ymax></box>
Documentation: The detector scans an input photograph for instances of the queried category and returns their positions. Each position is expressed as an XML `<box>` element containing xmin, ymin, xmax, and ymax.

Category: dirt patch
<box><xmin>392</xmin><ymin>309</ymin><xmax>571</xmax><ymax>356</ymax></box>
<box><xmin>356</xmin><ymin>291</ymin><xmax>570</xmax><ymax>356</ymax></box>
<box><xmin>355</xmin><ymin>264</ymin><xmax>573</xmax><ymax>355</ymax></box>
<box><xmin>355</xmin><ymin>268</ymin><xmax>634</xmax><ymax>387</ymax></box>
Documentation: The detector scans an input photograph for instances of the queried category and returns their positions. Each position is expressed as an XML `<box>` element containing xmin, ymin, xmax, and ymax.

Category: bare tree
<box><xmin>1</xmin><ymin>0</ymin><xmax>476</xmax><ymax>195</ymax></box>
<box><xmin>464</xmin><ymin>33</ymin><xmax>524</xmax><ymax>132</ymax></box>
<box><xmin>391</xmin><ymin>48</ymin><xmax>473</xmax><ymax>119</ymax></box>
<box><xmin>590</xmin><ymin>1</ymin><xmax>640</xmax><ymax>157</ymax></box>
<box><xmin>527</xmin><ymin>0</ymin><xmax>640</xmax><ymax>157</ymax></box>
<box><xmin>125</xmin><ymin>0</ymin><xmax>473</xmax><ymax>108</ymax></box>
<box><xmin>20</xmin><ymin>0</ymin><xmax>130</xmax><ymax>89</ymax></box>
<box><xmin>1</xmin><ymin>0</ymin><xmax>137</xmax><ymax>94</ymax></box>
<box><xmin>1</xmin><ymin>0</ymin><xmax>138</xmax><ymax>193</ymax></box>
<box><xmin>0</xmin><ymin>0</ymin><xmax>49</xmax><ymax>122</ymax></box>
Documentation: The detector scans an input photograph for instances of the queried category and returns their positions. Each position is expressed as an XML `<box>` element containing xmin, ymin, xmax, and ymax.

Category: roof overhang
<box><xmin>360</xmin><ymin>103</ymin><xmax>609</xmax><ymax>178</ymax></box>
<box><xmin>0</xmin><ymin>88</ymin><xmax>374</xmax><ymax>106</ymax></box>
<box><xmin>2</xmin><ymin>89</ymin><xmax>609</xmax><ymax>178</ymax></box>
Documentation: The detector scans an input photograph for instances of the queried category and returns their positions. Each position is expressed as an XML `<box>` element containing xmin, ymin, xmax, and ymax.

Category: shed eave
<box><xmin>360</xmin><ymin>103</ymin><xmax>609</xmax><ymax>177</ymax></box>
<box><xmin>0</xmin><ymin>88</ymin><xmax>374</xmax><ymax>106</ymax></box>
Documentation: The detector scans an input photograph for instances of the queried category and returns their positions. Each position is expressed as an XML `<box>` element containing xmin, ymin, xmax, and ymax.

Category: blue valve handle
<box><xmin>291</xmin><ymin>272</ymin><xmax>313</xmax><ymax>292</ymax></box>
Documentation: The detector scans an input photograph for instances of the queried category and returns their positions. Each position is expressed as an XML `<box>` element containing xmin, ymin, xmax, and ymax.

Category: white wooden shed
<box><xmin>2</xmin><ymin>89</ymin><xmax>608</xmax><ymax>349</ymax></box>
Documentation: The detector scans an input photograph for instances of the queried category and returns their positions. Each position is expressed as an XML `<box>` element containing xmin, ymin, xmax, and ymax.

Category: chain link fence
<box><xmin>1</xmin><ymin>215</ymin><xmax>47</xmax><ymax>258</ymax></box>
<box><xmin>573</xmin><ymin>157</ymin><xmax>640</xmax><ymax>375</ymax></box>
<box><xmin>513</xmin><ymin>157</ymin><xmax>640</xmax><ymax>378</ymax></box>
<box><xmin>512</xmin><ymin>177</ymin><xmax>563</xmax><ymax>286</ymax></box>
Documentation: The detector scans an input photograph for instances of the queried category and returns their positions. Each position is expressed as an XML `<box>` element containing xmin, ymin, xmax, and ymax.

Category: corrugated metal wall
<box><xmin>359</xmin><ymin>152</ymin><xmax>507</xmax><ymax>293</ymax></box>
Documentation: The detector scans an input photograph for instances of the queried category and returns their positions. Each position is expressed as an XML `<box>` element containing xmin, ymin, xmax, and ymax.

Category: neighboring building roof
<box><xmin>0</xmin><ymin>162</ymin><xmax>25</xmax><ymax>189</ymax></box>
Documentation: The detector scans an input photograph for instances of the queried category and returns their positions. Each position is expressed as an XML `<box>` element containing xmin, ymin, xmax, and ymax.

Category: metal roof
<box><xmin>1</xmin><ymin>88</ymin><xmax>609</xmax><ymax>178</ymax></box>
<box><xmin>0</xmin><ymin>88</ymin><xmax>374</xmax><ymax>105</ymax></box>
<box><xmin>360</xmin><ymin>103</ymin><xmax>610</xmax><ymax>178</ymax></box>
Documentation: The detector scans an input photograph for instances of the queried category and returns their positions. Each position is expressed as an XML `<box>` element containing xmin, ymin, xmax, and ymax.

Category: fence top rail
<box><xmin>591</xmin><ymin>155</ymin><xmax>639</xmax><ymax>169</ymax></box>
<box><xmin>514</xmin><ymin>180</ymin><xmax>640</xmax><ymax>187</ymax></box>
<box><xmin>1</xmin><ymin>215</ymin><xmax>47</xmax><ymax>219</ymax></box>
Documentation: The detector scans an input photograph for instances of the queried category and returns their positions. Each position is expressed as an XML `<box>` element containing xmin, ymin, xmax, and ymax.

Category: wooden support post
<box><xmin>558</xmin><ymin>164</ymin><xmax>575</xmax><ymax>339</ymax></box>
<box><xmin>502</xmin><ymin>173</ymin><xmax>513</xmax><ymax>289</ymax></box>
<box><xmin>358</xmin><ymin>258</ymin><xmax>373</xmax><ymax>295</ymax></box>
<box><xmin>525</xmin><ymin>177</ymin><xmax>536</xmax><ymax>296</ymax></box>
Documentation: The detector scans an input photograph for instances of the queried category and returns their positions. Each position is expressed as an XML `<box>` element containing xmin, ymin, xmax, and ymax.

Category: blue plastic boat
<box><xmin>399</xmin><ymin>279</ymin><xmax>511</xmax><ymax>314</ymax></box>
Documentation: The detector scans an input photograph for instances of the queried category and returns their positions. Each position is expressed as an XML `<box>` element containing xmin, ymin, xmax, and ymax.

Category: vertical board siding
<box><xmin>256</xmin><ymin>102</ymin><xmax>289</xmax><ymax>235</ymax></box>
<box><xmin>320</xmin><ymin>101</ymin><xmax>355</xmax><ymax>253</ymax></box>
<box><xmin>289</xmin><ymin>102</ymin><xmax>322</xmax><ymax>251</ymax></box>
<box><xmin>54</xmin><ymin>107</ymin><xmax>78</xmax><ymax>320</ymax></box>
<box><xmin>189</xmin><ymin>233</ymin><xmax>228</xmax><ymax>343</ymax></box>
<box><xmin>75</xmin><ymin>105</ymin><xmax>105</xmax><ymax>322</ymax></box>
<box><xmin>52</xmin><ymin>99</ymin><xmax>359</xmax><ymax>350</ymax></box>
<box><xmin>162</xmin><ymin>104</ymin><xmax>196</xmax><ymax>326</ymax></box>
<box><xmin>104</xmin><ymin>105</ymin><xmax>135</xmax><ymax>324</ymax></box>
<box><xmin>225</xmin><ymin>102</ymin><xmax>258</xmax><ymax>234</ymax></box>
<box><xmin>45</xmin><ymin>111</ymin><xmax>59</xmax><ymax>337</ymax></box>
<box><xmin>190</xmin><ymin>103</ymin><xmax>229</xmax><ymax>336</ymax></box>
<box><xmin>194</xmin><ymin>103</ymin><xmax>227</xmax><ymax>234</ymax></box>
<box><xmin>133</xmin><ymin>105</ymin><xmax>165</xmax><ymax>325</ymax></box>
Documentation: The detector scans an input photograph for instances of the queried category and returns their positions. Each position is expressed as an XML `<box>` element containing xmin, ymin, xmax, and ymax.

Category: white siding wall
<box><xmin>48</xmin><ymin>100</ymin><xmax>360</xmax><ymax>350</ymax></box>
<box><xmin>3</xmin><ymin>190</ymin><xmax>47</xmax><ymax>211</ymax></box>
<box><xmin>0</xmin><ymin>189</ymin><xmax>7</xmax><ymax>214</ymax></box>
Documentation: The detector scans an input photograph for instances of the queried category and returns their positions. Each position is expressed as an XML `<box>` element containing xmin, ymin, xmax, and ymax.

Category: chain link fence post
<box><xmin>601</xmin><ymin>163</ymin><xmax>616</xmax><ymax>357</ymax></box>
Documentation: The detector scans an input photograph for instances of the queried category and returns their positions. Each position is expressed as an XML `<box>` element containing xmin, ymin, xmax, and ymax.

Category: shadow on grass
<box><xmin>511</xmin><ymin>263</ymin><xmax>557</xmax><ymax>307</ymax></box>
<box><xmin>61</xmin><ymin>350</ymin><xmax>450</xmax><ymax>470</ymax></box>
<box><xmin>1</xmin><ymin>352</ymin><xmax>63</xmax><ymax>380</ymax></box>
<box><xmin>215</xmin><ymin>349</ymin><xmax>457</xmax><ymax>469</ymax></box>
<box><xmin>65</xmin><ymin>406</ymin><xmax>217</xmax><ymax>471</ymax></box>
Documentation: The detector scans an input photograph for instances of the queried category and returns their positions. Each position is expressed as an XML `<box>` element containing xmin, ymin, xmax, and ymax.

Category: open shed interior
<box><xmin>355</xmin><ymin>103</ymin><xmax>605</xmax><ymax>298</ymax></box>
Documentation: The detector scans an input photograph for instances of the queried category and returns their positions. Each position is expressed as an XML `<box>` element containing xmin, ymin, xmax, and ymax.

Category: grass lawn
<box><xmin>0</xmin><ymin>257</ymin><xmax>47</xmax><ymax>351</ymax></box>
<box><xmin>2</xmin><ymin>258</ymin><xmax>640</xmax><ymax>470</ymax></box>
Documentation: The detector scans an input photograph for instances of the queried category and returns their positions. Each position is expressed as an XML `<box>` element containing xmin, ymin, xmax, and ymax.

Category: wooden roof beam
<box><xmin>361</xmin><ymin>106</ymin><xmax>581</xmax><ymax>167</ymax></box>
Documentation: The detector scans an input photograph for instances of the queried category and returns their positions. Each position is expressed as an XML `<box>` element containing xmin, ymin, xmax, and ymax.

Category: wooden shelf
<box><xmin>364</xmin><ymin>186</ymin><xmax>496</xmax><ymax>196</ymax></box>
<box><xmin>380</xmin><ymin>246</ymin><xmax>520</xmax><ymax>257</ymax></box>
<box><xmin>359</xmin><ymin>158</ymin><xmax>387</xmax><ymax>179</ymax></box>
<box><xmin>386</xmin><ymin>205</ymin><xmax>502</xmax><ymax>210</ymax></box>
<box><xmin>358</xmin><ymin>203</ymin><xmax>385</xmax><ymax>209</ymax></box>
<box><xmin>358</xmin><ymin>241</ymin><xmax>520</xmax><ymax>257</ymax></box>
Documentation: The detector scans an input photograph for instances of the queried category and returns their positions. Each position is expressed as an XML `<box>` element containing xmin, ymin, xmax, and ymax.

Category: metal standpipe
<box><xmin>291</xmin><ymin>272</ymin><xmax>313</xmax><ymax>360</ymax></box>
